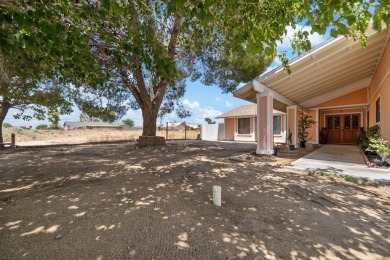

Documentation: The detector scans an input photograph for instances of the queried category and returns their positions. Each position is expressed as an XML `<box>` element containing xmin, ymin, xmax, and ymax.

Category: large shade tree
<box><xmin>71</xmin><ymin>0</ymin><xmax>390</xmax><ymax>137</ymax></box>
<box><xmin>1</xmin><ymin>0</ymin><xmax>390</xmax><ymax>138</ymax></box>
<box><xmin>0</xmin><ymin>55</ymin><xmax>72</xmax><ymax>144</ymax></box>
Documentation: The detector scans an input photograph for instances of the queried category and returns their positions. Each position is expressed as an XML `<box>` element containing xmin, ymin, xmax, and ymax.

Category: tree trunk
<box><xmin>141</xmin><ymin>105</ymin><xmax>159</xmax><ymax>136</ymax></box>
<box><xmin>0</xmin><ymin>104</ymin><xmax>9</xmax><ymax>145</ymax></box>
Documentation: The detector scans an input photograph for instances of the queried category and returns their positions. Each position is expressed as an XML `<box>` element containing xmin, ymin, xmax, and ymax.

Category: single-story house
<box><xmin>234</xmin><ymin>25</ymin><xmax>390</xmax><ymax>155</ymax></box>
<box><xmin>63</xmin><ymin>121</ymin><xmax>125</xmax><ymax>130</ymax></box>
<box><xmin>216</xmin><ymin>104</ymin><xmax>287</xmax><ymax>143</ymax></box>
<box><xmin>186</xmin><ymin>124</ymin><xmax>200</xmax><ymax>130</ymax></box>
<box><xmin>160</xmin><ymin>122</ymin><xmax>186</xmax><ymax>131</ymax></box>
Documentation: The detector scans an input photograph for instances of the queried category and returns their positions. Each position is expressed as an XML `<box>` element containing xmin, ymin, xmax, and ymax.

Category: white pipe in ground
<box><xmin>213</xmin><ymin>186</ymin><xmax>221</xmax><ymax>206</ymax></box>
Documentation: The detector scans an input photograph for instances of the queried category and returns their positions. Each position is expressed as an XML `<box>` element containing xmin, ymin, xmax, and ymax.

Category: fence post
<box><xmin>11</xmin><ymin>133</ymin><xmax>15</xmax><ymax>147</ymax></box>
<box><xmin>184</xmin><ymin>122</ymin><xmax>187</xmax><ymax>140</ymax></box>
<box><xmin>166</xmin><ymin>122</ymin><xmax>168</xmax><ymax>140</ymax></box>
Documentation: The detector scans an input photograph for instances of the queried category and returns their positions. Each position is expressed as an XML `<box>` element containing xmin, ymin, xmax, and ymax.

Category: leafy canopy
<box><xmin>1</xmin><ymin>0</ymin><xmax>390</xmax><ymax>137</ymax></box>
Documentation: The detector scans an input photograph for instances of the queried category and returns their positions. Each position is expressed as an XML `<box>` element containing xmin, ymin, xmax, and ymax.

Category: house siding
<box><xmin>368</xmin><ymin>37</ymin><xmax>390</xmax><ymax>143</ymax></box>
<box><xmin>223</xmin><ymin>115</ymin><xmax>286</xmax><ymax>143</ymax></box>
<box><xmin>311</xmin><ymin>88</ymin><xmax>368</xmax><ymax>108</ymax></box>
<box><xmin>224</xmin><ymin>118</ymin><xmax>234</xmax><ymax>140</ymax></box>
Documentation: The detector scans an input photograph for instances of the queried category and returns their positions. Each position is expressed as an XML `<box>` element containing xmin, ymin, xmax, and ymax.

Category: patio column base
<box><xmin>256</xmin><ymin>149</ymin><xmax>274</xmax><ymax>155</ymax></box>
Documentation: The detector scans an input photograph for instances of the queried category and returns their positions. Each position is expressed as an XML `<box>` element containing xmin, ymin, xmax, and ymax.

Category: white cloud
<box><xmin>182</xmin><ymin>99</ymin><xmax>200</xmax><ymax>110</ymax></box>
<box><xmin>225</xmin><ymin>100</ymin><xmax>233</xmax><ymax>107</ymax></box>
<box><xmin>180</xmin><ymin>99</ymin><xmax>222</xmax><ymax>124</ymax></box>
<box><xmin>214</xmin><ymin>97</ymin><xmax>221</xmax><ymax>102</ymax></box>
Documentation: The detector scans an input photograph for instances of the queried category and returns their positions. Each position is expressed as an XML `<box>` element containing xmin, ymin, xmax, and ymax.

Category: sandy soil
<box><xmin>0</xmin><ymin>141</ymin><xmax>389</xmax><ymax>259</ymax></box>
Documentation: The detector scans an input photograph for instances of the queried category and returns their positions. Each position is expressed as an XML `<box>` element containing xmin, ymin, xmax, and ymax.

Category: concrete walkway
<box><xmin>289</xmin><ymin>145</ymin><xmax>390</xmax><ymax>184</ymax></box>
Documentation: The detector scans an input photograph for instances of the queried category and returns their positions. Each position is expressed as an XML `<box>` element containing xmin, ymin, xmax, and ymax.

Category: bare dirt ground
<box><xmin>0</xmin><ymin>141</ymin><xmax>389</xmax><ymax>259</ymax></box>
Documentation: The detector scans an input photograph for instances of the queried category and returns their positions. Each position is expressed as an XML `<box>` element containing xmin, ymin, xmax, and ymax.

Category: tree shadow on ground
<box><xmin>0</xmin><ymin>141</ymin><xmax>389</xmax><ymax>259</ymax></box>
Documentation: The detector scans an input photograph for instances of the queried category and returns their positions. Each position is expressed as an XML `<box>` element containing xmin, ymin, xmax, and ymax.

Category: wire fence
<box><xmin>157</xmin><ymin>122</ymin><xmax>200</xmax><ymax>140</ymax></box>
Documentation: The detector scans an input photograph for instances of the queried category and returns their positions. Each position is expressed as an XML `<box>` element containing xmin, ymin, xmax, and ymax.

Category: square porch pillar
<box><xmin>287</xmin><ymin>105</ymin><xmax>299</xmax><ymax>148</ymax></box>
<box><xmin>256</xmin><ymin>92</ymin><xmax>274</xmax><ymax>155</ymax></box>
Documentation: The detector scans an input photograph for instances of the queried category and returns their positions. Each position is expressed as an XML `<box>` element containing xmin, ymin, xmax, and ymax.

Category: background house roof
<box><xmin>216</xmin><ymin>104</ymin><xmax>284</xmax><ymax>118</ymax></box>
<box><xmin>234</xmin><ymin>26</ymin><xmax>390</xmax><ymax>111</ymax></box>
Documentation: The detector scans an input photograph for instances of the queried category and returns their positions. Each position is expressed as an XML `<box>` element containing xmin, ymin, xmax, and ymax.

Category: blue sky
<box><xmin>4</xmin><ymin>25</ymin><xmax>330</xmax><ymax>128</ymax></box>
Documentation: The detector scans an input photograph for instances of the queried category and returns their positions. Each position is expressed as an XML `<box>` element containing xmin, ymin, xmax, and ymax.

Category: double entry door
<box><xmin>326</xmin><ymin>114</ymin><xmax>361</xmax><ymax>144</ymax></box>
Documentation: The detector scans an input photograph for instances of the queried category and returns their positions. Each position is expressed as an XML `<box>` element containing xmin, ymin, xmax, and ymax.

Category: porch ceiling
<box><xmin>234</xmin><ymin>26</ymin><xmax>390</xmax><ymax>111</ymax></box>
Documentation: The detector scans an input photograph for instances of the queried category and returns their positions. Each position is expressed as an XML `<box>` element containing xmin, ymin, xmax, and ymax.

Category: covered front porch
<box><xmin>289</xmin><ymin>144</ymin><xmax>390</xmax><ymax>183</ymax></box>
<box><xmin>234</xmin><ymin>26</ymin><xmax>389</xmax><ymax>155</ymax></box>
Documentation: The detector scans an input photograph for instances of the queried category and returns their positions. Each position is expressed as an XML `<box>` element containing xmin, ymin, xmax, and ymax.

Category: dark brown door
<box><xmin>343</xmin><ymin>115</ymin><xmax>353</xmax><ymax>143</ymax></box>
<box><xmin>351</xmin><ymin>114</ymin><xmax>361</xmax><ymax>142</ymax></box>
<box><xmin>326</xmin><ymin>114</ymin><xmax>360</xmax><ymax>144</ymax></box>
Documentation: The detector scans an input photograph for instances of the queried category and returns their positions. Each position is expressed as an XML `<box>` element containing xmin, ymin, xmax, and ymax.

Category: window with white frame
<box><xmin>376</xmin><ymin>96</ymin><xmax>380</xmax><ymax>123</ymax></box>
<box><xmin>237</xmin><ymin>118</ymin><xmax>250</xmax><ymax>134</ymax></box>
<box><xmin>273</xmin><ymin>115</ymin><xmax>282</xmax><ymax>135</ymax></box>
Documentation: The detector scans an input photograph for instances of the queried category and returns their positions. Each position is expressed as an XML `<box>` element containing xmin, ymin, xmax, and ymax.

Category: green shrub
<box><xmin>122</xmin><ymin>119</ymin><xmax>135</xmax><ymax>127</ymax></box>
<box><xmin>367</xmin><ymin>125</ymin><xmax>380</xmax><ymax>138</ymax></box>
<box><xmin>355</xmin><ymin>131</ymin><xmax>369</xmax><ymax>147</ymax></box>
<box><xmin>2</xmin><ymin>122</ymin><xmax>12</xmax><ymax>128</ymax></box>
<box><xmin>367</xmin><ymin>137</ymin><xmax>390</xmax><ymax>159</ymax></box>
<box><xmin>36</xmin><ymin>124</ymin><xmax>48</xmax><ymax>130</ymax></box>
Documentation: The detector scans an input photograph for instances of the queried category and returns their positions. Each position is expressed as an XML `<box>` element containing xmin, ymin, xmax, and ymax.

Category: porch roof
<box><xmin>234</xmin><ymin>26</ymin><xmax>390</xmax><ymax>111</ymax></box>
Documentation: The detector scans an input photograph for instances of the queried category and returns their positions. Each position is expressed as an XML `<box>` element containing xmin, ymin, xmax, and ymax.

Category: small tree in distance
<box><xmin>205</xmin><ymin>118</ymin><xmax>216</xmax><ymax>125</ymax></box>
<box><xmin>122</xmin><ymin>119</ymin><xmax>135</xmax><ymax>128</ymax></box>
<box><xmin>36</xmin><ymin>124</ymin><xmax>48</xmax><ymax>130</ymax></box>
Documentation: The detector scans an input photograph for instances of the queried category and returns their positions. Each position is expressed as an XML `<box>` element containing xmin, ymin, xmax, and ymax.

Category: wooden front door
<box><xmin>326</xmin><ymin>114</ymin><xmax>361</xmax><ymax>144</ymax></box>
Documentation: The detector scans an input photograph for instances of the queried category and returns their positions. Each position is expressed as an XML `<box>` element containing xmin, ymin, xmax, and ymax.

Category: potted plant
<box><xmin>287</xmin><ymin>129</ymin><xmax>294</xmax><ymax>150</ymax></box>
<box><xmin>297</xmin><ymin>115</ymin><xmax>316</xmax><ymax>148</ymax></box>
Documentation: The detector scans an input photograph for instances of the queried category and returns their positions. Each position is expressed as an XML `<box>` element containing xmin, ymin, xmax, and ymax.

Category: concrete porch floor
<box><xmin>289</xmin><ymin>145</ymin><xmax>390</xmax><ymax>184</ymax></box>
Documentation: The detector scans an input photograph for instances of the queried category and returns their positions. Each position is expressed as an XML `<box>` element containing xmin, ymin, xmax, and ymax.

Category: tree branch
<box><xmin>153</xmin><ymin>17</ymin><xmax>182</xmax><ymax>108</ymax></box>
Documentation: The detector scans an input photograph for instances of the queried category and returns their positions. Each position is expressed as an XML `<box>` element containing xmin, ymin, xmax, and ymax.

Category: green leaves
<box><xmin>1</xmin><ymin>0</ymin><xmax>389</xmax><ymax>137</ymax></box>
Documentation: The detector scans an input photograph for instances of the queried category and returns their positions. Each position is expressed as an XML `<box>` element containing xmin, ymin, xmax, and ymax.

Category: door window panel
<box><xmin>352</xmin><ymin>115</ymin><xmax>359</xmax><ymax>129</ymax></box>
<box><xmin>327</xmin><ymin>117</ymin><xmax>333</xmax><ymax>129</ymax></box>
<box><xmin>334</xmin><ymin>117</ymin><xmax>340</xmax><ymax>129</ymax></box>
<box><xmin>344</xmin><ymin>115</ymin><xmax>351</xmax><ymax>129</ymax></box>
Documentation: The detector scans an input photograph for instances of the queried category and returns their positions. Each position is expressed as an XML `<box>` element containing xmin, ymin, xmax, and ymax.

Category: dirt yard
<box><xmin>0</xmin><ymin>141</ymin><xmax>389</xmax><ymax>259</ymax></box>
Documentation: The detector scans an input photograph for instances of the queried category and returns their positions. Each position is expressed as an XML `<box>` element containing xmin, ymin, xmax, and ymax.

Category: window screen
<box><xmin>238</xmin><ymin>118</ymin><xmax>250</xmax><ymax>134</ymax></box>
<box><xmin>273</xmin><ymin>116</ymin><xmax>281</xmax><ymax>135</ymax></box>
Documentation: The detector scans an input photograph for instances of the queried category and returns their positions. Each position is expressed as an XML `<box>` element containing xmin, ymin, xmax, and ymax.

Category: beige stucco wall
<box><xmin>368</xmin><ymin>37</ymin><xmax>390</xmax><ymax>143</ymax></box>
<box><xmin>306</xmin><ymin>110</ymin><xmax>318</xmax><ymax>143</ymax></box>
<box><xmin>311</xmin><ymin>88</ymin><xmax>368</xmax><ymax>108</ymax></box>
<box><xmin>287</xmin><ymin>107</ymin><xmax>297</xmax><ymax>146</ymax></box>
<box><xmin>224</xmin><ymin>118</ymin><xmax>234</xmax><ymax>140</ymax></box>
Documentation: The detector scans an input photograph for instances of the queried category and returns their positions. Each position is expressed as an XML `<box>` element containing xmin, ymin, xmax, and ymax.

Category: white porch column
<box><xmin>287</xmin><ymin>105</ymin><xmax>299</xmax><ymax>148</ymax></box>
<box><xmin>256</xmin><ymin>92</ymin><xmax>274</xmax><ymax>155</ymax></box>
<box><xmin>315</xmin><ymin>109</ymin><xmax>319</xmax><ymax>144</ymax></box>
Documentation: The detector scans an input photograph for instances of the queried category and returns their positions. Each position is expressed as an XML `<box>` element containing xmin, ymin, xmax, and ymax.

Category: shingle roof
<box><xmin>216</xmin><ymin>104</ymin><xmax>284</xmax><ymax>118</ymax></box>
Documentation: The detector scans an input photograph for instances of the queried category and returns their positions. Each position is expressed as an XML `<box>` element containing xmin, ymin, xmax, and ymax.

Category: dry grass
<box><xmin>2</xmin><ymin>127</ymin><xmax>200</xmax><ymax>145</ymax></box>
